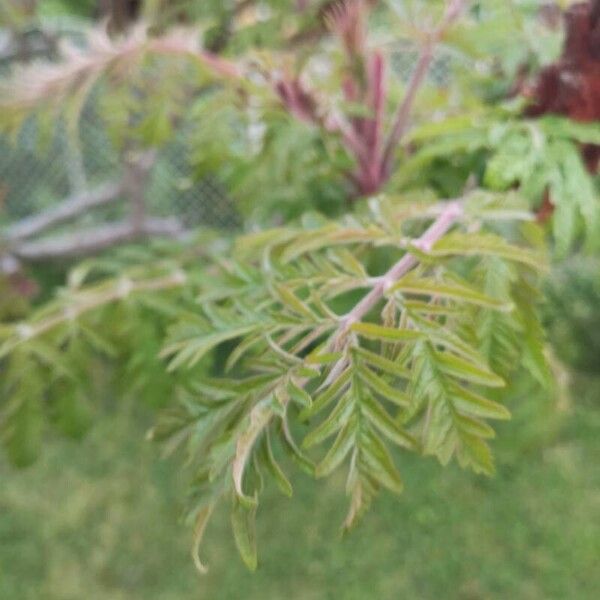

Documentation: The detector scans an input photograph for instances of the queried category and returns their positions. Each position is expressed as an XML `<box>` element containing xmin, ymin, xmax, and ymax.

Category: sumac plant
<box><xmin>0</xmin><ymin>0</ymin><xmax>575</xmax><ymax>572</ymax></box>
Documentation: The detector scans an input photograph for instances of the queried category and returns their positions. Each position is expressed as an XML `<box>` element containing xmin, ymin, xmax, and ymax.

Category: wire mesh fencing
<box><xmin>0</xmin><ymin>108</ymin><xmax>241</xmax><ymax>232</ymax></box>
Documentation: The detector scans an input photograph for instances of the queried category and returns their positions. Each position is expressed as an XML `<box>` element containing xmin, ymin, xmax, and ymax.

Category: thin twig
<box><xmin>339</xmin><ymin>199</ymin><xmax>463</xmax><ymax>332</ymax></box>
<box><xmin>318</xmin><ymin>199</ymin><xmax>463</xmax><ymax>385</ymax></box>
<box><xmin>13</xmin><ymin>218</ymin><xmax>185</xmax><ymax>261</ymax></box>
<box><xmin>3</xmin><ymin>150</ymin><xmax>165</xmax><ymax>265</ymax></box>
<box><xmin>5</xmin><ymin>182</ymin><xmax>123</xmax><ymax>242</ymax></box>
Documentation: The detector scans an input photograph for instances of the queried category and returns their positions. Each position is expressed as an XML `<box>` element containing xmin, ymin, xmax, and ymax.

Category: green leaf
<box><xmin>361</xmin><ymin>394</ymin><xmax>417</xmax><ymax>450</ymax></box>
<box><xmin>260</xmin><ymin>431</ymin><xmax>293</xmax><ymax>497</ymax></box>
<box><xmin>287</xmin><ymin>381</ymin><xmax>312</xmax><ymax>408</ymax></box>
<box><xmin>191</xmin><ymin>374</ymin><xmax>278</xmax><ymax>399</ymax></box>
<box><xmin>359</xmin><ymin>430</ymin><xmax>404</xmax><ymax>495</ymax></box>
<box><xmin>301</xmin><ymin>368</ymin><xmax>351</xmax><ymax>419</ymax></box>
<box><xmin>450</xmin><ymin>383</ymin><xmax>511</xmax><ymax>420</ymax></box>
<box><xmin>327</xmin><ymin>247</ymin><xmax>368</xmax><ymax>277</ymax></box>
<box><xmin>280</xmin><ymin>416</ymin><xmax>315</xmax><ymax>476</ymax></box>
<box><xmin>303</xmin><ymin>393</ymin><xmax>353</xmax><ymax>448</ymax></box>
<box><xmin>280</xmin><ymin>226</ymin><xmax>384</xmax><ymax>263</ymax></box>
<box><xmin>457</xmin><ymin>433</ymin><xmax>495</xmax><ymax>475</ymax></box>
<box><xmin>430</xmin><ymin>233</ymin><xmax>546</xmax><ymax>270</ymax></box>
<box><xmin>351</xmin><ymin>322</ymin><xmax>424</xmax><ymax>343</ymax></box>
<box><xmin>232</xmin><ymin>402</ymin><xmax>273</xmax><ymax>506</ymax></box>
<box><xmin>410</xmin><ymin>314</ymin><xmax>485</xmax><ymax>363</ymax></box>
<box><xmin>436</xmin><ymin>352</ymin><xmax>505</xmax><ymax>388</ymax></box>
<box><xmin>162</xmin><ymin>324</ymin><xmax>258</xmax><ymax>371</ymax></box>
<box><xmin>352</xmin><ymin>346</ymin><xmax>411</xmax><ymax>379</ymax></box>
<box><xmin>357</xmin><ymin>365</ymin><xmax>411</xmax><ymax>408</ymax></box>
<box><xmin>455</xmin><ymin>414</ymin><xmax>495</xmax><ymax>439</ymax></box>
<box><xmin>552</xmin><ymin>191</ymin><xmax>576</xmax><ymax>257</ymax></box>
<box><xmin>305</xmin><ymin>349</ymin><xmax>344</xmax><ymax>365</ymax></box>
<box><xmin>391</xmin><ymin>276</ymin><xmax>511</xmax><ymax>310</ymax></box>
<box><xmin>271</xmin><ymin>283</ymin><xmax>317</xmax><ymax>320</ymax></box>
<box><xmin>231</xmin><ymin>497</ymin><xmax>258</xmax><ymax>571</ymax></box>
<box><xmin>315</xmin><ymin>417</ymin><xmax>357</xmax><ymax>477</ymax></box>
<box><xmin>297</xmin><ymin>366</ymin><xmax>321</xmax><ymax>378</ymax></box>
<box><xmin>225</xmin><ymin>333</ymin><xmax>264</xmax><ymax>372</ymax></box>
<box><xmin>279</xmin><ymin>225</ymin><xmax>339</xmax><ymax>263</ymax></box>
<box><xmin>191</xmin><ymin>504</ymin><xmax>214</xmax><ymax>574</ymax></box>
<box><xmin>403</xmin><ymin>300</ymin><xmax>462</xmax><ymax>316</ymax></box>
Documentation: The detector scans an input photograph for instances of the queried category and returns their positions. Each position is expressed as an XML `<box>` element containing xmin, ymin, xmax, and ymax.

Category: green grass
<box><xmin>1</xmin><ymin>378</ymin><xmax>599</xmax><ymax>600</ymax></box>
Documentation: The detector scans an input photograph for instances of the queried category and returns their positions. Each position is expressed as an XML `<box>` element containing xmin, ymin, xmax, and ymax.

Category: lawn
<box><xmin>1</xmin><ymin>376</ymin><xmax>598</xmax><ymax>600</ymax></box>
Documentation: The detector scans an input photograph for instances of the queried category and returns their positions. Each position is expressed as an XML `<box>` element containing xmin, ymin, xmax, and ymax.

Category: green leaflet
<box><xmin>280</xmin><ymin>415</ymin><xmax>315</xmax><ymax>476</ymax></box>
<box><xmin>271</xmin><ymin>283</ymin><xmax>317</xmax><ymax>320</ymax></box>
<box><xmin>259</xmin><ymin>431</ymin><xmax>293</xmax><ymax>497</ymax></box>
<box><xmin>455</xmin><ymin>414</ymin><xmax>496</xmax><ymax>439</ymax></box>
<box><xmin>357</xmin><ymin>364</ymin><xmax>411</xmax><ymax>408</ymax></box>
<box><xmin>191</xmin><ymin>373</ymin><xmax>279</xmax><ymax>399</ymax></box>
<box><xmin>407</xmin><ymin>114</ymin><xmax>485</xmax><ymax>143</ymax></box>
<box><xmin>303</xmin><ymin>393</ymin><xmax>354</xmax><ymax>448</ymax></box>
<box><xmin>352</xmin><ymin>346</ymin><xmax>411</xmax><ymax>379</ymax></box>
<box><xmin>287</xmin><ymin>381</ymin><xmax>312</xmax><ymax>409</ymax></box>
<box><xmin>430</xmin><ymin>233</ymin><xmax>546</xmax><ymax>270</ymax></box>
<box><xmin>473</xmin><ymin>257</ymin><xmax>524</xmax><ymax>379</ymax></box>
<box><xmin>450</xmin><ymin>383</ymin><xmax>511</xmax><ymax>420</ymax></box>
<box><xmin>161</xmin><ymin>324</ymin><xmax>259</xmax><ymax>371</ymax></box>
<box><xmin>402</xmin><ymin>300</ymin><xmax>462</xmax><ymax>316</ymax></box>
<box><xmin>280</xmin><ymin>226</ymin><xmax>385</xmax><ymax>263</ymax></box>
<box><xmin>390</xmin><ymin>276</ymin><xmax>512</xmax><ymax>311</ymax></box>
<box><xmin>191</xmin><ymin>504</ymin><xmax>214</xmax><ymax>574</ymax></box>
<box><xmin>225</xmin><ymin>334</ymin><xmax>263</xmax><ymax>372</ymax></box>
<box><xmin>409</xmin><ymin>313</ymin><xmax>486</xmax><ymax>364</ymax></box>
<box><xmin>327</xmin><ymin>247</ymin><xmax>368</xmax><ymax>278</ymax></box>
<box><xmin>315</xmin><ymin>417</ymin><xmax>357</xmax><ymax>478</ymax></box>
<box><xmin>301</xmin><ymin>369</ymin><xmax>351</xmax><ymax>420</ymax></box>
<box><xmin>235</xmin><ymin>228</ymin><xmax>296</xmax><ymax>258</ymax></box>
<box><xmin>456</xmin><ymin>433</ymin><xmax>495</xmax><ymax>475</ymax></box>
<box><xmin>435</xmin><ymin>351</ymin><xmax>505</xmax><ymax>388</ymax></box>
<box><xmin>351</xmin><ymin>322</ymin><xmax>425</xmax><ymax>343</ymax></box>
<box><xmin>296</xmin><ymin>366</ymin><xmax>321</xmax><ymax>378</ymax></box>
<box><xmin>305</xmin><ymin>349</ymin><xmax>344</xmax><ymax>365</ymax></box>
<box><xmin>512</xmin><ymin>280</ymin><xmax>551</xmax><ymax>387</ymax></box>
<box><xmin>358</xmin><ymin>429</ymin><xmax>404</xmax><ymax>495</ymax></box>
<box><xmin>278</xmin><ymin>225</ymin><xmax>340</xmax><ymax>263</ymax></box>
<box><xmin>232</xmin><ymin>402</ymin><xmax>273</xmax><ymax>506</ymax></box>
<box><xmin>360</xmin><ymin>394</ymin><xmax>417</xmax><ymax>450</ymax></box>
<box><xmin>231</xmin><ymin>496</ymin><xmax>258</xmax><ymax>571</ymax></box>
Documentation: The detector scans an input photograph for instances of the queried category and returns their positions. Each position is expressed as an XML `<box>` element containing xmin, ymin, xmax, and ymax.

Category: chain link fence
<box><xmin>0</xmin><ymin>107</ymin><xmax>240</xmax><ymax>231</ymax></box>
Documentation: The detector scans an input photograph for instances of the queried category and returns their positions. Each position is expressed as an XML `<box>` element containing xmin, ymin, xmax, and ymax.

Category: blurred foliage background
<box><xmin>0</xmin><ymin>0</ymin><xmax>599</xmax><ymax>598</ymax></box>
